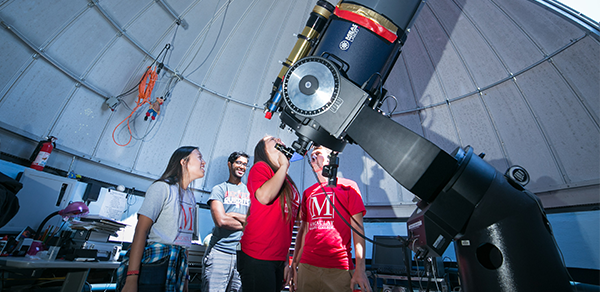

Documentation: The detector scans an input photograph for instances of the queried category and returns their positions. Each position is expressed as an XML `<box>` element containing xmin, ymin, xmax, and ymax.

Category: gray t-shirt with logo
<box><xmin>138</xmin><ymin>181</ymin><xmax>197</xmax><ymax>248</ymax></box>
<box><xmin>208</xmin><ymin>181</ymin><xmax>250</xmax><ymax>254</ymax></box>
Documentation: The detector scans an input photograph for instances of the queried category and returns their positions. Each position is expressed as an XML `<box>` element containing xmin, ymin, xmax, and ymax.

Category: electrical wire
<box><xmin>112</xmin><ymin>43</ymin><xmax>172</xmax><ymax>109</ymax></box>
<box><xmin>128</xmin><ymin>63</ymin><xmax>183</xmax><ymax>142</ymax></box>
<box><xmin>166</xmin><ymin>23</ymin><xmax>180</xmax><ymax>66</ymax></box>
<box><xmin>115</xmin><ymin>81</ymin><xmax>143</xmax><ymax>104</ymax></box>
<box><xmin>362</xmin><ymin>72</ymin><xmax>400</xmax><ymax>120</ymax></box>
<box><xmin>429</xmin><ymin>257</ymin><xmax>442</xmax><ymax>292</ymax></box>
<box><xmin>361</xmin><ymin>72</ymin><xmax>383</xmax><ymax>102</ymax></box>
<box><xmin>111</xmin><ymin>66</ymin><xmax>157</xmax><ymax>146</ymax></box>
<box><xmin>305</xmin><ymin>153</ymin><xmax>424</xmax><ymax>291</ymax></box>
<box><xmin>307</xmin><ymin>153</ymin><xmax>573</xmax><ymax>292</ymax></box>
<box><xmin>181</xmin><ymin>0</ymin><xmax>231</xmax><ymax>77</ymax></box>
<box><xmin>111</xmin><ymin>43</ymin><xmax>174</xmax><ymax>146</ymax></box>
<box><xmin>305</xmin><ymin>155</ymin><xmax>408</xmax><ymax>249</ymax></box>
<box><xmin>382</xmin><ymin>94</ymin><xmax>398</xmax><ymax>116</ymax></box>
<box><xmin>120</xmin><ymin>24</ymin><xmax>183</xmax><ymax>143</ymax></box>
<box><xmin>414</xmin><ymin>254</ymin><xmax>425</xmax><ymax>291</ymax></box>
<box><xmin>101</xmin><ymin>263</ymin><xmax>117</xmax><ymax>292</ymax></box>
<box><xmin>126</xmin><ymin>100</ymin><xmax>161</xmax><ymax>142</ymax></box>
<box><xmin>125</xmin><ymin>189</ymin><xmax>139</xmax><ymax>218</ymax></box>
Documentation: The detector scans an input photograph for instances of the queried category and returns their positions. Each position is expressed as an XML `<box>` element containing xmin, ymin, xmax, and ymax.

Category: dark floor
<box><xmin>2</xmin><ymin>266</ymin><xmax>599</xmax><ymax>291</ymax></box>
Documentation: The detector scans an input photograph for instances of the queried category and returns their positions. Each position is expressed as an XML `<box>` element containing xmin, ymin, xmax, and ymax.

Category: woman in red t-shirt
<box><xmin>238</xmin><ymin>136</ymin><xmax>300</xmax><ymax>292</ymax></box>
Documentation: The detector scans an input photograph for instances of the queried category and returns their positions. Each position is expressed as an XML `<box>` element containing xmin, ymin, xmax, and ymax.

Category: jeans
<box><xmin>202</xmin><ymin>248</ymin><xmax>242</xmax><ymax>292</ymax></box>
<box><xmin>236</xmin><ymin>250</ymin><xmax>285</xmax><ymax>292</ymax></box>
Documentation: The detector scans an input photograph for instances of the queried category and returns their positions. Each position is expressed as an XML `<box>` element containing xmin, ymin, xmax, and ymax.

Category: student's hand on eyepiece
<box><xmin>278</xmin><ymin>151</ymin><xmax>290</xmax><ymax>169</ymax></box>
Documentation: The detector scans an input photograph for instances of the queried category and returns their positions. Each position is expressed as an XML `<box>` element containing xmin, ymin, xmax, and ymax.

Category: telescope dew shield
<box><xmin>264</xmin><ymin>0</ymin><xmax>335</xmax><ymax>119</ymax></box>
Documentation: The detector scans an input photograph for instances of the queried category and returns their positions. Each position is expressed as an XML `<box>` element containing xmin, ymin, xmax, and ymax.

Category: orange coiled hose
<box><xmin>112</xmin><ymin>66</ymin><xmax>158</xmax><ymax>146</ymax></box>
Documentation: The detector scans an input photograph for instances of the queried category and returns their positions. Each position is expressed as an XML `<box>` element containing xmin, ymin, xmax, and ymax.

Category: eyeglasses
<box><xmin>233</xmin><ymin>161</ymin><xmax>248</xmax><ymax>167</ymax></box>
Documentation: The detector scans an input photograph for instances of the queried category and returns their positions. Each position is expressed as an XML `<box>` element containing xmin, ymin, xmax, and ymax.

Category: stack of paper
<box><xmin>69</xmin><ymin>214</ymin><xmax>127</xmax><ymax>236</ymax></box>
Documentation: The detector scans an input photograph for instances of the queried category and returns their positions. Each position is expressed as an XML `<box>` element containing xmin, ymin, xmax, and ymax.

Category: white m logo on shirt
<box><xmin>310</xmin><ymin>194</ymin><xmax>334</xmax><ymax>220</ymax></box>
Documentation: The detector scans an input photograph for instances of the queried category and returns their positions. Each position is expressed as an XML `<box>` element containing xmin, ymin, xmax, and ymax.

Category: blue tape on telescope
<box><xmin>290</xmin><ymin>153</ymin><xmax>303</xmax><ymax>162</ymax></box>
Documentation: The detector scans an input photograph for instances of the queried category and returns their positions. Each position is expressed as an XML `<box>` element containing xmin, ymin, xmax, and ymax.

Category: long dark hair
<box><xmin>254</xmin><ymin>138</ymin><xmax>298</xmax><ymax>221</ymax></box>
<box><xmin>157</xmin><ymin>146</ymin><xmax>199</xmax><ymax>187</ymax></box>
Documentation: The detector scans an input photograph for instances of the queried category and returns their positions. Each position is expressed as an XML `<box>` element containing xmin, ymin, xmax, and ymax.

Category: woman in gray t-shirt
<box><xmin>117</xmin><ymin>146</ymin><xmax>206</xmax><ymax>292</ymax></box>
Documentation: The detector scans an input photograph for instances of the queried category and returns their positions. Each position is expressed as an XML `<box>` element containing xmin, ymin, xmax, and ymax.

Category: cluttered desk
<box><xmin>0</xmin><ymin>169</ymin><xmax>129</xmax><ymax>291</ymax></box>
<box><xmin>0</xmin><ymin>210</ymin><xmax>126</xmax><ymax>291</ymax></box>
<box><xmin>0</xmin><ymin>211</ymin><xmax>126</xmax><ymax>291</ymax></box>
<box><xmin>0</xmin><ymin>257</ymin><xmax>120</xmax><ymax>292</ymax></box>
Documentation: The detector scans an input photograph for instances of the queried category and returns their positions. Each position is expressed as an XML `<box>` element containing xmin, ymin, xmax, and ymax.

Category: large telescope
<box><xmin>263</xmin><ymin>1</ymin><xmax>573</xmax><ymax>291</ymax></box>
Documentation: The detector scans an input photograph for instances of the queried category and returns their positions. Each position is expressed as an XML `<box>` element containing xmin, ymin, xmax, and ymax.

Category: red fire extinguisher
<box><xmin>30</xmin><ymin>136</ymin><xmax>57</xmax><ymax>171</ymax></box>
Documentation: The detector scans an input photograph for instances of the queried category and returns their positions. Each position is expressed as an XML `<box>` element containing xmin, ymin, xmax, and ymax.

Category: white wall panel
<box><xmin>127</xmin><ymin>3</ymin><xmax>172</xmax><ymax>51</ymax></box>
<box><xmin>420</xmin><ymin>106</ymin><xmax>460</xmax><ymax>154</ymax></box>
<box><xmin>203</xmin><ymin>102</ymin><xmax>253</xmax><ymax>188</ymax></box>
<box><xmin>134</xmin><ymin>84</ymin><xmax>205</xmax><ymax>176</ymax></box>
<box><xmin>0</xmin><ymin>29</ymin><xmax>34</xmax><ymax>94</ymax></box>
<box><xmin>0</xmin><ymin>0</ymin><xmax>84</xmax><ymax>48</ymax></box>
<box><xmin>430</xmin><ymin>0</ymin><xmax>507</xmax><ymax>88</ymax></box>
<box><xmin>427</xmin><ymin>0</ymin><xmax>463</xmax><ymax>38</ymax></box>
<box><xmin>178</xmin><ymin>91</ymin><xmax>219</xmax><ymax>156</ymax></box>
<box><xmin>202</xmin><ymin>1</ymin><xmax>268</xmax><ymax>93</ymax></box>
<box><xmin>180</xmin><ymin>89</ymin><xmax>226</xmax><ymax>187</ymax></box>
<box><xmin>100</xmin><ymin>0</ymin><xmax>149</xmax><ymax>28</ymax></box>
<box><xmin>403</xmin><ymin>28</ymin><xmax>446</xmax><ymax>107</ymax></box>
<box><xmin>167</xmin><ymin>0</ymin><xmax>229</xmax><ymax>73</ymax></box>
<box><xmin>51</xmin><ymin>87</ymin><xmax>112</xmax><ymax>155</ymax></box>
<box><xmin>459</xmin><ymin>0</ymin><xmax>543</xmax><ymax>74</ymax></box>
<box><xmin>230</xmin><ymin>1</ymin><xmax>291</xmax><ymax>105</ymax></box>
<box><xmin>185</xmin><ymin>0</ymin><xmax>254</xmax><ymax>84</ymax></box>
<box><xmin>417</xmin><ymin>5</ymin><xmax>475</xmax><ymax>98</ymax></box>
<box><xmin>182</xmin><ymin>89</ymin><xmax>226</xmax><ymax>149</ymax></box>
<box><xmin>252</xmin><ymin>3</ymin><xmax>312</xmax><ymax>107</ymax></box>
<box><xmin>161</xmin><ymin>0</ymin><xmax>197</xmax><ymax>18</ymax></box>
<box><xmin>364</xmin><ymin>152</ymin><xmax>403</xmax><ymax>206</ymax></box>
<box><xmin>84</xmin><ymin>37</ymin><xmax>146</xmax><ymax>93</ymax></box>
<box><xmin>551</xmin><ymin>36</ymin><xmax>600</xmax><ymax>121</ymax></box>
<box><xmin>384</xmin><ymin>57</ymin><xmax>416</xmax><ymax>112</ymax></box>
<box><xmin>0</xmin><ymin>59</ymin><xmax>73</xmax><ymax>138</ymax></box>
<box><xmin>517</xmin><ymin>62</ymin><xmax>599</xmax><ymax>183</ymax></box>
<box><xmin>94</xmin><ymin>122</ymin><xmax>140</xmax><ymax>172</ymax></box>
<box><xmin>495</xmin><ymin>0</ymin><xmax>584</xmax><ymax>54</ymax></box>
<box><xmin>482</xmin><ymin>81</ymin><xmax>563</xmax><ymax>191</ymax></box>
<box><xmin>43</xmin><ymin>8</ymin><xmax>116</xmax><ymax>79</ymax></box>
<box><xmin>452</xmin><ymin>94</ymin><xmax>507</xmax><ymax>171</ymax></box>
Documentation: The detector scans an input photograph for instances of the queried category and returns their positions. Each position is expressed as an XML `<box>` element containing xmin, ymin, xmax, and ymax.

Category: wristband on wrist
<box><xmin>186</xmin><ymin>274</ymin><xmax>191</xmax><ymax>280</ymax></box>
<box><xmin>126</xmin><ymin>270</ymin><xmax>140</xmax><ymax>276</ymax></box>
